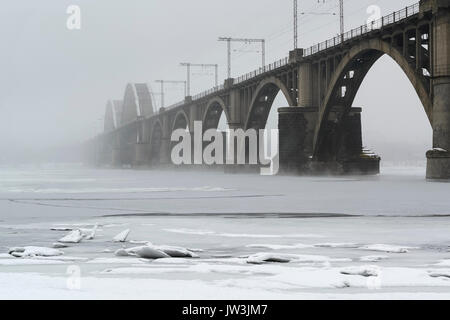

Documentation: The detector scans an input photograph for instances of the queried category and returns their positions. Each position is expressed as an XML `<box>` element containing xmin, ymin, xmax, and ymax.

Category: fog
<box><xmin>0</xmin><ymin>0</ymin><xmax>431</xmax><ymax>164</ymax></box>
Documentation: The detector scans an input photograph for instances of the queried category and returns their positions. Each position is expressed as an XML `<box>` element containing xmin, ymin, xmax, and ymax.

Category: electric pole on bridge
<box><xmin>154</xmin><ymin>80</ymin><xmax>187</xmax><ymax>109</ymax></box>
<box><xmin>179</xmin><ymin>63</ymin><xmax>219</xmax><ymax>97</ymax></box>
<box><xmin>339</xmin><ymin>0</ymin><xmax>344</xmax><ymax>36</ymax></box>
<box><xmin>294</xmin><ymin>0</ymin><xmax>298</xmax><ymax>49</ymax></box>
<box><xmin>218</xmin><ymin>37</ymin><xmax>265</xmax><ymax>79</ymax></box>
<box><xmin>294</xmin><ymin>0</ymin><xmax>343</xmax><ymax>48</ymax></box>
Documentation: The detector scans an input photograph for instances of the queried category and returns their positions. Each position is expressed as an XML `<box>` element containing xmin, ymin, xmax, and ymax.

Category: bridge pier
<box><xmin>312</xmin><ymin>107</ymin><xmax>380</xmax><ymax>175</ymax></box>
<box><xmin>134</xmin><ymin>143</ymin><xmax>150</xmax><ymax>167</ymax></box>
<box><xmin>159</xmin><ymin>114</ymin><xmax>171</xmax><ymax>165</ymax></box>
<box><xmin>278</xmin><ymin>107</ymin><xmax>317</xmax><ymax>173</ymax></box>
<box><xmin>278</xmin><ymin>106</ymin><xmax>380</xmax><ymax>175</ymax></box>
<box><xmin>426</xmin><ymin>2</ymin><xmax>450</xmax><ymax>180</ymax></box>
<box><xmin>111</xmin><ymin>148</ymin><xmax>121</xmax><ymax>166</ymax></box>
<box><xmin>334</xmin><ymin>108</ymin><xmax>380</xmax><ymax>175</ymax></box>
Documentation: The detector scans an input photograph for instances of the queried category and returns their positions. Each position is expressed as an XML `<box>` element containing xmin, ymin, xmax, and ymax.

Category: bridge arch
<box><xmin>245</xmin><ymin>76</ymin><xmax>295</xmax><ymax>130</ymax></box>
<box><xmin>171</xmin><ymin>110</ymin><xmax>190</xmax><ymax>132</ymax></box>
<box><xmin>104</xmin><ymin>101</ymin><xmax>115</xmax><ymax>133</ymax></box>
<box><xmin>104</xmin><ymin>100</ymin><xmax>123</xmax><ymax>133</ymax></box>
<box><xmin>149</xmin><ymin>119</ymin><xmax>163</xmax><ymax>164</ymax></box>
<box><xmin>121</xmin><ymin>83</ymin><xmax>154</xmax><ymax>125</ymax></box>
<box><xmin>313</xmin><ymin>38</ymin><xmax>433</xmax><ymax>158</ymax></box>
<box><xmin>202</xmin><ymin>97</ymin><xmax>231</xmax><ymax>131</ymax></box>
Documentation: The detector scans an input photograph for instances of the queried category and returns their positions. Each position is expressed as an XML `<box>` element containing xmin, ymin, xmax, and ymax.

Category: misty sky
<box><xmin>0</xmin><ymin>0</ymin><xmax>431</xmax><ymax>163</ymax></box>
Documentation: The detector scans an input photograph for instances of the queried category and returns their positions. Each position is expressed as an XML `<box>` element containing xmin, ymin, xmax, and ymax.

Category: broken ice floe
<box><xmin>8</xmin><ymin>246</ymin><xmax>64</xmax><ymax>258</ymax></box>
<box><xmin>429</xmin><ymin>270</ymin><xmax>450</xmax><ymax>279</ymax></box>
<box><xmin>134</xmin><ymin>246</ymin><xmax>170</xmax><ymax>259</ymax></box>
<box><xmin>155</xmin><ymin>245</ymin><xmax>199</xmax><ymax>258</ymax></box>
<box><xmin>84</xmin><ymin>224</ymin><xmax>98</xmax><ymax>240</ymax></box>
<box><xmin>113</xmin><ymin>229</ymin><xmax>131</xmax><ymax>242</ymax></box>
<box><xmin>340</xmin><ymin>266</ymin><xmax>380</xmax><ymax>277</ymax></box>
<box><xmin>247</xmin><ymin>253</ymin><xmax>291</xmax><ymax>264</ymax></box>
<box><xmin>52</xmin><ymin>243</ymin><xmax>69</xmax><ymax>249</ymax></box>
<box><xmin>115</xmin><ymin>246</ymin><xmax>168</xmax><ymax>259</ymax></box>
<box><xmin>59</xmin><ymin>230</ymin><xmax>84</xmax><ymax>243</ymax></box>
<box><xmin>50</xmin><ymin>227</ymin><xmax>73</xmax><ymax>232</ymax></box>
<box><xmin>114</xmin><ymin>244</ymin><xmax>199</xmax><ymax>260</ymax></box>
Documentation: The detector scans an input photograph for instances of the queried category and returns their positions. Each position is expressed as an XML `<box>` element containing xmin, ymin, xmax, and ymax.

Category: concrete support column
<box><xmin>134</xmin><ymin>120</ymin><xmax>150</xmax><ymax>166</ymax></box>
<box><xmin>228</xmin><ymin>89</ymin><xmax>242</xmax><ymax>127</ymax></box>
<box><xmin>427</xmin><ymin>6</ymin><xmax>450</xmax><ymax>179</ymax></box>
<box><xmin>313</xmin><ymin>107</ymin><xmax>380</xmax><ymax>175</ymax></box>
<box><xmin>160</xmin><ymin>114</ymin><xmax>171</xmax><ymax>164</ymax></box>
<box><xmin>336</xmin><ymin>108</ymin><xmax>363</xmax><ymax>162</ymax></box>
<box><xmin>335</xmin><ymin>107</ymin><xmax>380</xmax><ymax>175</ymax></box>
<box><xmin>416</xmin><ymin>28</ymin><xmax>423</xmax><ymax>71</ymax></box>
<box><xmin>189</xmin><ymin>104</ymin><xmax>203</xmax><ymax>167</ymax></box>
<box><xmin>403</xmin><ymin>31</ymin><xmax>408</xmax><ymax>58</ymax></box>
<box><xmin>111</xmin><ymin>133</ymin><xmax>121</xmax><ymax>166</ymax></box>
<box><xmin>117</xmin><ymin>131</ymin><xmax>129</xmax><ymax>166</ymax></box>
<box><xmin>278</xmin><ymin>107</ymin><xmax>318</xmax><ymax>173</ymax></box>
<box><xmin>134</xmin><ymin>143</ymin><xmax>150</xmax><ymax>167</ymax></box>
<box><xmin>189</xmin><ymin>104</ymin><xmax>201</xmax><ymax>132</ymax></box>
<box><xmin>298</xmin><ymin>62</ymin><xmax>314</xmax><ymax>107</ymax></box>
<box><xmin>112</xmin><ymin>148</ymin><xmax>121</xmax><ymax>166</ymax></box>
<box><xmin>317</xmin><ymin>62</ymin><xmax>323</xmax><ymax>107</ymax></box>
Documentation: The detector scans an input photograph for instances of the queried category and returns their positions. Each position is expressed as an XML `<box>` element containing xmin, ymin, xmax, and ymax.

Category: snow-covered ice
<box><xmin>247</xmin><ymin>253</ymin><xmax>293</xmax><ymax>264</ymax></box>
<box><xmin>360</xmin><ymin>244</ymin><xmax>416</xmax><ymax>253</ymax></box>
<box><xmin>246</xmin><ymin>244</ymin><xmax>312</xmax><ymax>250</ymax></box>
<box><xmin>1</xmin><ymin>165</ymin><xmax>450</xmax><ymax>299</ymax></box>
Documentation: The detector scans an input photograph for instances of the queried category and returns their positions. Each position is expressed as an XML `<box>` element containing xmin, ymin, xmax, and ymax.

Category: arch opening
<box><xmin>203</xmin><ymin>98</ymin><xmax>230</xmax><ymax>132</ymax></box>
<box><xmin>355</xmin><ymin>55</ymin><xmax>432</xmax><ymax>167</ymax></box>
<box><xmin>313</xmin><ymin>42</ymin><xmax>432</xmax><ymax>173</ymax></box>
<box><xmin>245</xmin><ymin>79</ymin><xmax>293</xmax><ymax>131</ymax></box>
<box><xmin>243</xmin><ymin>83</ymin><xmax>290</xmax><ymax>167</ymax></box>
<box><xmin>172</xmin><ymin>111</ymin><xmax>189</xmax><ymax>132</ymax></box>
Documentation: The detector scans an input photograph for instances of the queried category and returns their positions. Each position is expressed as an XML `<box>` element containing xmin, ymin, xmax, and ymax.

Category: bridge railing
<box><xmin>165</xmin><ymin>100</ymin><xmax>185</xmax><ymax>111</ymax></box>
<box><xmin>304</xmin><ymin>2</ymin><xmax>420</xmax><ymax>57</ymax></box>
<box><xmin>234</xmin><ymin>57</ymin><xmax>289</xmax><ymax>85</ymax></box>
<box><xmin>192</xmin><ymin>84</ymin><xmax>225</xmax><ymax>100</ymax></box>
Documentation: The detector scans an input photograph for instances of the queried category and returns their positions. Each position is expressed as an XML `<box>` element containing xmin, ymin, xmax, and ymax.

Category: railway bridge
<box><xmin>92</xmin><ymin>0</ymin><xmax>450</xmax><ymax>179</ymax></box>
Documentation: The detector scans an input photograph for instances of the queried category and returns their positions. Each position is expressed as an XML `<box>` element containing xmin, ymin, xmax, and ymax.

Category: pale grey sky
<box><xmin>0</xmin><ymin>0</ymin><xmax>431</xmax><ymax>163</ymax></box>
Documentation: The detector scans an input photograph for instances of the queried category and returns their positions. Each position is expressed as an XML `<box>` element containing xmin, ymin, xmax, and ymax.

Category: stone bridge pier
<box><xmin>426</xmin><ymin>0</ymin><xmax>450</xmax><ymax>179</ymax></box>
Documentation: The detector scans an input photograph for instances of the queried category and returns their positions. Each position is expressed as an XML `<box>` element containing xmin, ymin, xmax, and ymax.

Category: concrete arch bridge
<box><xmin>92</xmin><ymin>1</ymin><xmax>450</xmax><ymax>180</ymax></box>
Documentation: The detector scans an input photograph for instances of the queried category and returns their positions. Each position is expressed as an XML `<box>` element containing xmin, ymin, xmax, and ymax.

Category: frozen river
<box><xmin>0</xmin><ymin>165</ymin><xmax>449</xmax><ymax>299</ymax></box>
